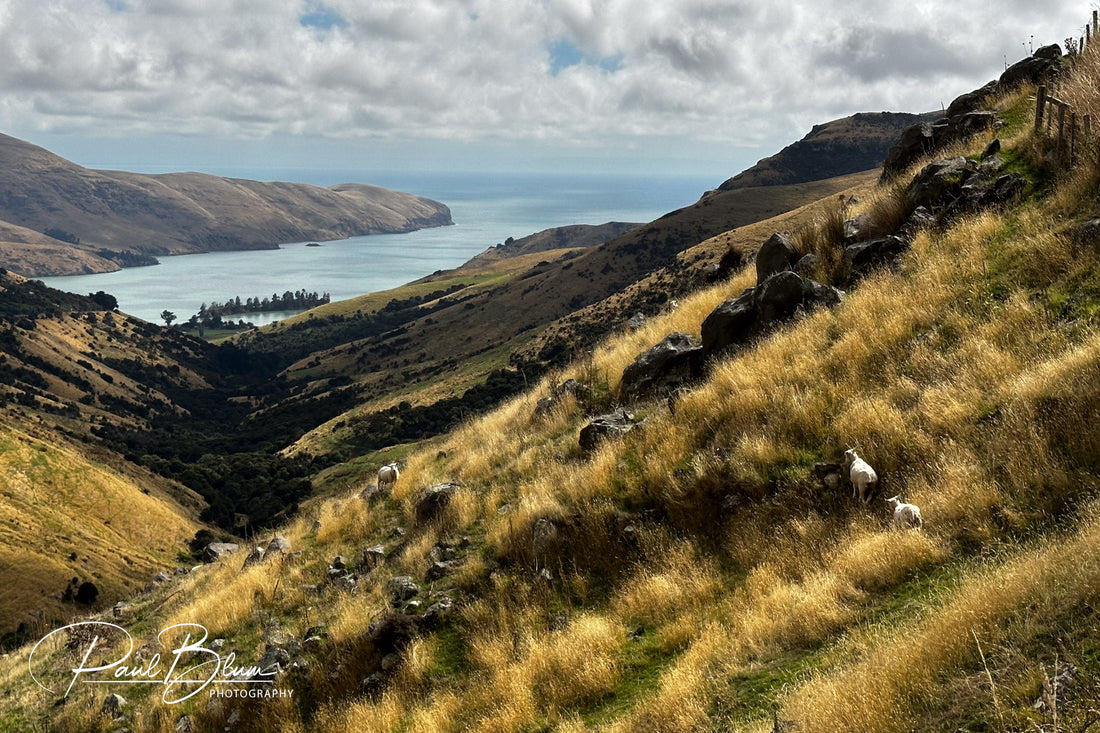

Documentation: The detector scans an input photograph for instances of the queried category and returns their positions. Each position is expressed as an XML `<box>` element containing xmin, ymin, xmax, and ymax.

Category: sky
<box><xmin>0</xmin><ymin>0</ymin><xmax>1089</xmax><ymax>179</ymax></box>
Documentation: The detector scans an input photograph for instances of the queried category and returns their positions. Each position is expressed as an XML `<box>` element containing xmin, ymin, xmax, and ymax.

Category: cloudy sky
<box><xmin>0</xmin><ymin>0</ymin><xmax>1087</xmax><ymax>179</ymax></box>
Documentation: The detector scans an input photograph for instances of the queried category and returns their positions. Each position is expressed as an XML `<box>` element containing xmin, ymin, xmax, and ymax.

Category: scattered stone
<box><xmin>360</xmin><ymin>483</ymin><xmax>387</xmax><ymax>503</ymax></box>
<box><xmin>152</xmin><ymin>571</ymin><xmax>171</xmax><ymax>584</ymax></box>
<box><xmin>793</xmin><ymin>253</ymin><xmax>819</xmax><ymax>278</ymax></box>
<box><xmin>626</xmin><ymin>312</ymin><xmax>647</xmax><ymax>330</ymax></box>
<box><xmin>332</xmin><ymin>556</ymin><xmax>347</xmax><ymax>570</ymax></box>
<box><xmin>210</xmin><ymin>638</ymin><xmax>226</xmax><ymax>652</ymax></box>
<box><xmin>332</xmin><ymin>574</ymin><xmax>359</xmax><ymax>593</ymax></box>
<box><xmin>426</xmin><ymin>560</ymin><xmax>461</xmax><ymax>581</ymax></box>
<box><xmin>113</xmin><ymin>601</ymin><xmax>132</xmax><ymax>619</ymax></box>
<box><xmin>1033</xmin><ymin>660</ymin><xmax>1076</xmax><ymax>714</ymax></box>
<box><xmin>266</xmin><ymin>536</ymin><xmax>291</xmax><ymax>556</ymax></box>
<box><xmin>619</xmin><ymin>331</ymin><xmax>704</xmax><ymax>400</ymax></box>
<box><xmin>101</xmin><ymin>693</ymin><xmax>127</xmax><ymax>717</ymax></box>
<box><xmin>981</xmin><ymin>138</ymin><xmax>1001</xmax><ymax>160</ymax></box>
<box><xmin>360</xmin><ymin>672</ymin><xmax>385</xmax><ymax>696</ymax></box>
<box><xmin>202</xmin><ymin>542</ymin><xmax>239</xmax><ymax>563</ymax></box>
<box><xmin>310</xmin><ymin>520</ymin><xmax>322</xmax><ymax>534</ymax></box>
<box><xmin>579</xmin><ymin>409</ymin><xmax>635</xmax><ymax>453</ymax></box>
<box><xmin>844</xmin><ymin>236</ymin><xmax>910</xmax><ymax>280</ymax></box>
<box><xmin>175</xmin><ymin>714</ymin><xmax>194</xmax><ymax>733</ymax></box>
<box><xmin>174</xmin><ymin>566</ymin><xmax>188</xmax><ymax>575</ymax></box>
<box><xmin>946</xmin><ymin>80</ymin><xmax>999</xmax><ymax>118</ymax></box>
<box><xmin>802</xmin><ymin>279</ymin><xmax>844</xmax><ymax>310</ymax></box>
<box><xmin>415</xmin><ymin>482</ymin><xmax>461</xmax><ymax>524</ymax></box>
<box><xmin>422</xmin><ymin>597</ymin><xmax>455</xmax><ymax>627</ymax></box>
<box><xmin>813</xmin><ymin>462</ymin><xmax>844</xmax><ymax>491</ymax></box>
<box><xmin>906</xmin><ymin>157</ymin><xmax>976</xmax><ymax>210</ymax></box>
<box><xmin>387</xmin><ymin>576</ymin><xmax>421</xmax><ymax>603</ymax></box>
<box><xmin>381</xmin><ymin>653</ymin><xmax>401</xmax><ymax>672</ymax></box>
<box><xmin>532</xmin><ymin>517</ymin><xmax>560</xmax><ymax>553</ymax></box>
<box><xmin>429</xmin><ymin>542</ymin><xmax>457</xmax><ymax>562</ymax></box>
<box><xmin>538</xmin><ymin>568</ymin><xmax>553</xmax><ymax>583</ymax></box>
<box><xmin>534</xmin><ymin>378</ymin><xmax>594</xmax><ymax>418</ymax></box>
<box><xmin>1000</xmin><ymin>44</ymin><xmax>1062</xmax><ymax>89</ymax></box>
<box><xmin>755</xmin><ymin>232</ymin><xmax>800</xmax><ymax>285</ymax></box>
<box><xmin>242</xmin><ymin>547</ymin><xmax>265</xmax><ymax>570</ymax></box>
<box><xmin>497</xmin><ymin>503</ymin><xmax>513</xmax><ymax>515</ymax></box>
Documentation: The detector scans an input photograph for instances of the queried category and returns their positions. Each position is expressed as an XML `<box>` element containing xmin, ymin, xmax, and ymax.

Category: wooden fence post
<box><xmin>1058</xmin><ymin>103</ymin><xmax>1067</xmax><ymax>145</ymax></box>
<box><xmin>1036</xmin><ymin>85</ymin><xmax>1048</xmax><ymax>131</ymax></box>
<box><xmin>1094</xmin><ymin>9</ymin><xmax>1098</xmax><ymax>36</ymax></box>
<box><xmin>1086</xmin><ymin>114</ymin><xmax>1092</xmax><ymax>138</ymax></box>
<box><xmin>1071</xmin><ymin>112</ymin><xmax>1078</xmax><ymax>159</ymax></box>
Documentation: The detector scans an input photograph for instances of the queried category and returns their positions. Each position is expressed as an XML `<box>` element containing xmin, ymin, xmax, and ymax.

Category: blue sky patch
<box><xmin>300</xmin><ymin>2</ymin><xmax>347</xmax><ymax>31</ymax></box>
<box><xmin>549</xmin><ymin>39</ymin><xmax>623</xmax><ymax>76</ymax></box>
<box><xmin>104</xmin><ymin>0</ymin><xmax>128</xmax><ymax>11</ymax></box>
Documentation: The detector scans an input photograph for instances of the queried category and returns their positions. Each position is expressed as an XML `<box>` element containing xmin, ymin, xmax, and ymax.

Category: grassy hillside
<box><xmin>6</xmin><ymin>45</ymin><xmax>1100</xmax><ymax>732</ymax></box>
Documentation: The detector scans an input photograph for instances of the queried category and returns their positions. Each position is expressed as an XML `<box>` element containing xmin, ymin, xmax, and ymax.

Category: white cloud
<box><xmin>0</xmin><ymin>0</ymin><xmax>1086</xmax><ymax>168</ymax></box>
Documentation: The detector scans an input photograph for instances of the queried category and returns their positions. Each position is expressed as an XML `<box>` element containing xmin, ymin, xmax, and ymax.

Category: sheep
<box><xmin>842</xmin><ymin>448</ymin><xmax>878</xmax><ymax>503</ymax></box>
<box><xmin>886</xmin><ymin>495</ymin><xmax>923</xmax><ymax>530</ymax></box>
<box><xmin>377</xmin><ymin>462</ymin><xmax>400</xmax><ymax>492</ymax></box>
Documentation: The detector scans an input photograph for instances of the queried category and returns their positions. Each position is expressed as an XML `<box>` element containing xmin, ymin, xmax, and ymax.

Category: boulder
<box><xmin>202</xmin><ymin>542</ymin><xmax>239</xmax><ymax>563</ymax></box>
<box><xmin>882</xmin><ymin>121</ymin><xmax>936</xmax><ymax>177</ymax></box>
<box><xmin>101</xmin><ymin>693</ymin><xmax>127</xmax><ymax>717</ymax></box>
<box><xmin>755</xmin><ymin>232</ymin><xmax>800</xmax><ymax>285</ymax></box>
<box><xmin>532</xmin><ymin>518</ymin><xmax>560</xmax><ymax>553</ymax></box>
<box><xmin>387</xmin><ymin>576</ymin><xmax>421</xmax><ymax>603</ymax></box>
<box><xmin>579</xmin><ymin>409</ymin><xmax>635</xmax><ymax>453</ymax></box>
<box><xmin>426</xmin><ymin>560</ymin><xmax>461</xmax><ymax>581</ymax></box>
<box><xmin>794</xmin><ymin>253</ymin><xmax>819</xmax><ymax>277</ymax></box>
<box><xmin>700</xmin><ymin>287</ymin><xmax>757</xmax><ymax>359</ymax></box>
<box><xmin>332</xmin><ymin>556</ymin><xmax>347</xmax><ymax>570</ymax></box>
<box><xmin>845</xmin><ymin>236</ymin><xmax>910</xmax><ymax>279</ymax></box>
<box><xmin>945</xmin><ymin>80</ymin><xmax>998</xmax><ymax>117</ymax></box>
<box><xmin>362</xmin><ymin>545</ymin><xmax>387</xmax><ymax>569</ymax></box>
<box><xmin>422</xmin><ymin>597</ymin><xmax>455</xmax><ymax>627</ymax></box>
<box><xmin>1000</xmin><ymin>45</ymin><xmax>1062</xmax><ymax>88</ymax></box>
<box><xmin>415</xmin><ymin>482</ymin><xmax>461</xmax><ymax>524</ymax></box>
<box><xmin>619</xmin><ymin>331</ymin><xmax>703</xmax><ymax>400</ymax></box>
<box><xmin>242</xmin><ymin>547</ymin><xmax>265</xmax><ymax>569</ymax></box>
<box><xmin>755</xmin><ymin>271</ymin><xmax>805</xmax><ymax>329</ymax></box>
<box><xmin>802</xmin><ymin>280</ymin><xmax>844</xmax><ymax>310</ymax></box>
<box><xmin>534</xmin><ymin>378</ymin><xmax>593</xmax><ymax>418</ymax></box>
<box><xmin>626</xmin><ymin>312</ymin><xmax>647</xmax><ymax>330</ymax></box>
<box><xmin>906</xmin><ymin>157</ymin><xmax>977</xmax><ymax>211</ymax></box>
<box><xmin>266</xmin><ymin>535</ymin><xmax>291</xmax><ymax>556</ymax></box>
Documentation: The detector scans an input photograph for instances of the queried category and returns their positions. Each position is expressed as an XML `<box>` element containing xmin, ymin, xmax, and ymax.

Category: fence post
<box><xmin>1035</xmin><ymin>85</ymin><xmax>1048</xmax><ymax>131</ymax></box>
<box><xmin>1094</xmin><ymin>9</ymin><xmax>1098</xmax><ymax>36</ymax></box>
<box><xmin>1071</xmin><ymin>112</ymin><xmax>1077</xmax><ymax>159</ymax></box>
<box><xmin>1086</xmin><ymin>114</ymin><xmax>1092</xmax><ymax>138</ymax></box>
<box><xmin>1058</xmin><ymin>103</ymin><xmax>1067</xmax><ymax>145</ymax></box>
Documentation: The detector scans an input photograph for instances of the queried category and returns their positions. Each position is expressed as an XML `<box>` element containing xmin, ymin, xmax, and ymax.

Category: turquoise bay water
<box><xmin>41</xmin><ymin>170</ymin><xmax>720</xmax><ymax>324</ymax></box>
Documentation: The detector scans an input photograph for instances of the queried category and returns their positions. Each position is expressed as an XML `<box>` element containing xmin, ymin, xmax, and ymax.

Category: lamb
<box><xmin>377</xmin><ymin>463</ymin><xmax>400</xmax><ymax>492</ymax></box>
<box><xmin>842</xmin><ymin>448</ymin><xmax>878</xmax><ymax>503</ymax></box>
<box><xmin>886</xmin><ymin>495</ymin><xmax>923</xmax><ymax>530</ymax></box>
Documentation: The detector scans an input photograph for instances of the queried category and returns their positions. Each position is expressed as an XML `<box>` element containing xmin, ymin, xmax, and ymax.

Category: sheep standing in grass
<box><xmin>842</xmin><ymin>448</ymin><xmax>878</xmax><ymax>503</ymax></box>
<box><xmin>378</xmin><ymin>463</ymin><xmax>400</xmax><ymax>492</ymax></box>
<box><xmin>886</xmin><ymin>495</ymin><xmax>923</xmax><ymax>529</ymax></box>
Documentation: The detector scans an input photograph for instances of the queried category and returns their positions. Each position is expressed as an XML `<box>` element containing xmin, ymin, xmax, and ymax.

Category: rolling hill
<box><xmin>0</xmin><ymin>133</ymin><xmax>453</xmax><ymax>277</ymax></box>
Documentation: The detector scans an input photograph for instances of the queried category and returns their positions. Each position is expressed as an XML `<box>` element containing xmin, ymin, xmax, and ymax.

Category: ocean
<box><xmin>39</xmin><ymin>170</ymin><xmax>721</xmax><ymax>325</ymax></box>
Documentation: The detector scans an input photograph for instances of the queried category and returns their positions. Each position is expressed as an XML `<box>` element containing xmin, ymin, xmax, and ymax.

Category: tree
<box><xmin>161</xmin><ymin>310</ymin><xmax>177</xmax><ymax>327</ymax></box>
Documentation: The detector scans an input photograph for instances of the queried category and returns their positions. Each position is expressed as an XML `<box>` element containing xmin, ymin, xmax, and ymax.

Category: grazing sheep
<box><xmin>377</xmin><ymin>463</ymin><xmax>400</xmax><ymax>492</ymax></box>
<box><xmin>842</xmin><ymin>448</ymin><xmax>878</xmax><ymax>503</ymax></box>
<box><xmin>886</xmin><ymin>495</ymin><xmax>923</xmax><ymax>529</ymax></box>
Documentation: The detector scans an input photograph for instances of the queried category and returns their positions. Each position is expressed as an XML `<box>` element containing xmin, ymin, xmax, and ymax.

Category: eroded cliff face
<box><xmin>0</xmin><ymin>133</ymin><xmax>453</xmax><ymax>277</ymax></box>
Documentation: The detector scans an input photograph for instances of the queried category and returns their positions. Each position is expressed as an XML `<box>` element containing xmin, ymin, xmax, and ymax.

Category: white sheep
<box><xmin>842</xmin><ymin>448</ymin><xmax>878</xmax><ymax>503</ymax></box>
<box><xmin>377</xmin><ymin>463</ymin><xmax>400</xmax><ymax>492</ymax></box>
<box><xmin>886</xmin><ymin>495</ymin><xmax>923</xmax><ymax>530</ymax></box>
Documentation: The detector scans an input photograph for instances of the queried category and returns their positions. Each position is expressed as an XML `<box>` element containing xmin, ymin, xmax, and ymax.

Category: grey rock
<box><xmin>626</xmin><ymin>312</ymin><xmax>647</xmax><ymax>330</ymax></box>
<box><xmin>801</xmin><ymin>280</ymin><xmax>843</xmax><ymax>310</ymax></box>
<box><xmin>113</xmin><ymin>601</ymin><xmax>132</xmax><ymax>619</ymax></box>
<box><xmin>946</xmin><ymin>80</ymin><xmax>998</xmax><ymax>117</ymax></box>
<box><xmin>175</xmin><ymin>715</ymin><xmax>194</xmax><ymax>733</ymax></box>
<box><xmin>202</xmin><ymin>542</ymin><xmax>239</xmax><ymax>563</ymax></box>
<box><xmin>242</xmin><ymin>547</ymin><xmax>265</xmax><ymax>569</ymax></box>
<box><xmin>415</xmin><ymin>482</ymin><xmax>461</xmax><ymax>524</ymax></box>
<box><xmin>266</xmin><ymin>536</ymin><xmax>291</xmax><ymax>556</ymax></box>
<box><xmin>882</xmin><ymin>121</ymin><xmax>937</xmax><ymax>178</ymax></box>
<box><xmin>906</xmin><ymin>157</ymin><xmax>977</xmax><ymax>211</ymax></box>
<box><xmin>845</xmin><ymin>236</ymin><xmax>910</xmax><ymax>279</ymax></box>
<box><xmin>1000</xmin><ymin>45</ymin><xmax>1062</xmax><ymax>88</ymax></box>
<box><xmin>532</xmin><ymin>518</ymin><xmax>559</xmax><ymax>553</ymax></box>
<box><xmin>380</xmin><ymin>653</ymin><xmax>401</xmax><ymax>672</ymax></box>
<box><xmin>700</xmin><ymin>287</ymin><xmax>757</xmax><ymax>359</ymax></box>
<box><xmin>981</xmin><ymin>138</ymin><xmax>1001</xmax><ymax>160</ymax></box>
<box><xmin>426</xmin><ymin>560</ymin><xmax>461</xmax><ymax>581</ymax></box>
<box><xmin>1074</xmin><ymin>218</ymin><xmax>1100</xmax><ymax>249</ymax></box>
<box><xmin>153</xmin><ymin>571</ymin><xmax>171</xmax><ymax>584</ymax></box>
<box><xmin>579</xmin><ymin>409</ymin><xmax>635</xmax><ymax>453</ymax></box>
<box><xmin>756</xmin><ymin>271</ymin><xmax>805</xmax><ymax>329</ymax></box>
<box><xmin>422</xmin><ymin>597</ymin><xmax>455</xmax><ymax>627</ymax></box>
<box><xmin>332</xmin><ymin>556</ymin><xmax>347</xmax><ymax>570</ymax></box>
<box><xmin>755</xmin><ymin>232</ymin><xmax>800</xmax><ymax>285</ymax></box>
<box><xmin>174</xmin><ymin>566</ymin><xmax>188</xmax><ymax>575</ymax></box>
<box><xmin>619</xmin><ymin>331</ymin><xmax>703</xmax><ymax>400</ymax></box>
<box><xmin>359</xmin><ymin>483</ymin><xmax>387</xmax><ymax>502</ymax></box>
<box><xmin>101</xmin><ymin>693</ymin><xmax>127</xmax><ymax>717</ymax></box>
<box><xmin>388</xmin><ymin>576</ymin><xmax>421</xmax><ymax>603</ymax></box>
<box><xmin>794</xmin><ymin>253</ymin><xmax>819</xmax><ymax>277</ymax></box>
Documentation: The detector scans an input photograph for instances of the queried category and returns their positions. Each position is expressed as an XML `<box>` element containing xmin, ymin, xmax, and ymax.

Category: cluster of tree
<box><xmin>97</xmin><ymin>249</ymin><xmax>159</xmax><ymax>268</ymax></box>
<box><xmin>43</xmin><ymin>227</ymin><xmax>79</xmax><ymax>244</ymax></box>
<box><xmin>200</xmin><ymin>290</ymin><xmax>330</xmax><ymax>319</ymax></box>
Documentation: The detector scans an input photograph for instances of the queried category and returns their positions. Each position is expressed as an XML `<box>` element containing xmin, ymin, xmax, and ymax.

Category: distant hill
<box><xmin>0</xmin><ymin>133</ymin><xmax>453</xmax><ymax>277</ymax></box>
<box><xmin>459</xmin><ymin>222</ymin><xmax>641</xmax><ymax>269</ymax></box>
<box><xmin>719</xmin><ymin>111</ymin><xmax>941</xmax><ymax>190</ymax></box>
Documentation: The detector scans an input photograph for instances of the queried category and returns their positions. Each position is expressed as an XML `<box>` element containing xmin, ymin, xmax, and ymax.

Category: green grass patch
<box><xmin>579</xmin><ymin>630</ymin><xmax>683</xmax><ymax>726</ymax></box>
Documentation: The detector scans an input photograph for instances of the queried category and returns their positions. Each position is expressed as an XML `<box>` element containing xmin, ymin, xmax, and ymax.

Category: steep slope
<box><xmin>6</xmin><ymin>49</ymin><xmax>1098</xmax><ymax>732</ymax></box>
<box><xmin>719</xmin><ymin>111</ymin><xmax>940</xmax><ymax>190</ymax></box>
<box><xmin>458</xmin><ymin>222</ymin><xmax>641</xmax><ymax>269</ymax></box>
<box><xmin>0</xmin><ymin>133</ymin><xmax>453</xmax><ymax>276</ymax></box>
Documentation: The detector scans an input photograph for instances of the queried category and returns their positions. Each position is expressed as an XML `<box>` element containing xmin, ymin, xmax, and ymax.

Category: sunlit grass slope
<box><xmin>9</xmin><ymin>50</ymin><xmax>1100</xmax><ymax>733</ymax></box>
